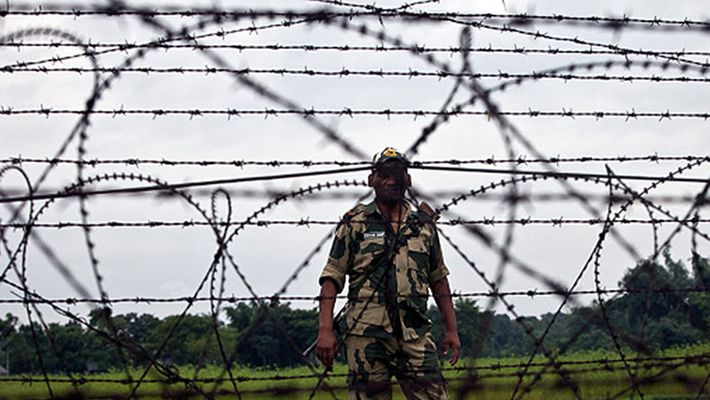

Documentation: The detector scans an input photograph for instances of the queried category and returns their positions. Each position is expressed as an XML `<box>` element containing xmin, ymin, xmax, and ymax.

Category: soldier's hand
<box><xmin>442</xmin><ymin>330</ymin><xmax>461</xmax><ymax>366</ymax></box>
<box><xmin>316</xmin><ymin>328</ymin><xmax>338</xmax><ymax>369</ymax></box>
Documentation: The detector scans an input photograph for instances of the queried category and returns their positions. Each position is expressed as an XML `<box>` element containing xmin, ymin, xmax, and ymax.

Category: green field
<box><xmin>2</xmin><ymin>345</ymin><xmax>708</xmax><ymax>399</ymax></box>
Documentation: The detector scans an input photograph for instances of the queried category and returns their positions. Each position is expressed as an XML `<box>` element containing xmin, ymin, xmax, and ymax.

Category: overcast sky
<box><xmin>1</xmin><ymin>0</ymin><xmax>709</xmax><ymax>324</ymax></box>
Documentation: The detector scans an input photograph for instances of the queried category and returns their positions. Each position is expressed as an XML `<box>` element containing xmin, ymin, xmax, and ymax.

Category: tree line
<box><xmin>1</xmin><ymin>250</ymin><xmax>708</xmax><ymax>374</ymax></box>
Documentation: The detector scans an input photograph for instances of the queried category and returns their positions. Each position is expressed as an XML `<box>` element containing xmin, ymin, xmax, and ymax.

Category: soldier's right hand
<box><xmin>316</xmin><ymin>329</ymin><xmax>337</xmax><ymax>369</ymax></box>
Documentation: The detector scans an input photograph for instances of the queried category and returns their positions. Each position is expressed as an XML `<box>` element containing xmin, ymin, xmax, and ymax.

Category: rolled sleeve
<box><xmin>319</xmin><ymin>220</ymin><xmax>352</xmax><ymax>293</ymax></box>
<box><xmin>319</xmin><ymin>265</ymin><xmax>346</xmax><ymax>293</ymax></box>
<box><xmin>427</xmin><ymin>229</ymin><xmax>449</xmax><ymax>286</ymax></box>
<box><xmin>428</xmin><ymin>263</ymin><xmax>449</xmax><ymax>286</ymax></box>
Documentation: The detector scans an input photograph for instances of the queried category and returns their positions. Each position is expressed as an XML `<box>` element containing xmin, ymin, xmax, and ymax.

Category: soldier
<box><xmin>316</xmin><ymin>147</ymin><xmax>460</xmax><ymax>399</ymax></box>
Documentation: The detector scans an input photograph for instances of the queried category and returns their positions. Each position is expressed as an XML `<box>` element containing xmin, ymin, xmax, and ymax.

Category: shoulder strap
<box><xmin>416</xmin><ymin>201</ymin><xmax>439</xmax><ymax>225</ymax></box>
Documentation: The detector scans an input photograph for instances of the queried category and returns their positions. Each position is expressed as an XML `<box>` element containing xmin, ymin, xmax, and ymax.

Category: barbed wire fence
<box><xmin>0</xmin><ymin>1</ymin><xmax>709</xmax><ymax>399</ymax></box>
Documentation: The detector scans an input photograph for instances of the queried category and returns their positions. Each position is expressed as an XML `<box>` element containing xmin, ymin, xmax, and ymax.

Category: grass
<box><xmin>1</xmin><ymin>345</ymin><xmax>709</xmax><ymax>399</ymax></box>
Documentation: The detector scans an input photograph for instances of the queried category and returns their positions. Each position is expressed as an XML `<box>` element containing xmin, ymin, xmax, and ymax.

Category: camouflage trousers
<box><xmin>345</xmin><ymin>332</ymin><xmax>448</xmax><ymax>400</ymax></box>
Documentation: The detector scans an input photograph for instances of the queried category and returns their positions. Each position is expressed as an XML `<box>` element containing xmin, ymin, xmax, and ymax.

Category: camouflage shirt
<box><xmin>319</xmin><ymin>201</ymin><xmax>449</xmax><ymax>341</ymax></box>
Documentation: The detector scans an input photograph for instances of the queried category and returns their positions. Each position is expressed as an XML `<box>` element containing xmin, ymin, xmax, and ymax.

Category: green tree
<box><xmin>0</xmin><ymin>313</ymin><xmax>18</xmax><ymax>373</ymax></box>
<box><xmin>609</xmin><ymin>250</ymin><xmax>706</xmax><ymax>350</ymax></box>
<box><xmin>428</xmin><ymin>298</ymin><xmax>530</xmax><ymax>358</ymax></box>
<box><xmin>145</xmin><ymin>314</ymin><xmax>215</xmax><ymax>365</ymax></box>
<box><xmin>13</xmin><ymin>322</ymin><xmax>49</xmax><ymax>373</ymax></box>
<box><xmin>688</xmin><ymin>253</ymin><xmax>710</xmax><ymax>335</ymax></box>
<box><xmin>224</xmin><ymin>301</ymin><xmax>317</xmax><ymax>367</ymax></box>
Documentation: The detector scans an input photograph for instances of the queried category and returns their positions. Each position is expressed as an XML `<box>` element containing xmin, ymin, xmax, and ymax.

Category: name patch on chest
<box><xmin>363</xmin><ymin>231</ymin><xmax>386</xmax><ymax>239</ymax></box>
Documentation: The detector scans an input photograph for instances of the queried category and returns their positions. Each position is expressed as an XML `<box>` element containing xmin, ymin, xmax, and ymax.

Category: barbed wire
<box><xmin>1</xmin><ymin>166</ymin><xmax>707</xmax><ymax>205</ymax></box>
<box><xmin>2</xmin><ymin>154</ymin><xmax>707</xmax><ymax>167</ymax></box>
<box><xmin>4</xmin><ymin>41</ymin><xmax>710</xmax><ymax>59</ymax></box>
<box><xmin>1</xmin><ymin>216</ymin><xmax>708</xmax><ymax>230</ymax></box>
<box><xmin>327</xmin><ymin>13</ymin><xmax>708</xmax><ymax>398</ymax></box>
<box><xmin>3</xmin><ymin>106</ymin><xmax>710</xmax><ymax>120</ymax></box>
<box><xmin>5</xmin><ymin>13</ymin><xmax>710</xmax><ymax>78</ymax></box>
<box><xmin>6</xmin><ymin>368</ymin><xmax>706</xmax><ymax>400</ymax></box>
<box><xmin>439</xmin><ymin>15</ymin><xmax>709</xmax><ymax>69</ymax></box>
<box><xmin>2</xmin><ymin>5</ymin><xmax>710</xmax><ymax>32</ymax></box>
<box><xmin>0</xmin><ymin>15</ymin><xmax>329</xmax><ymax>73</ymax></box>
<box><xmin>1</xmin><ymin>286</ymin><xmax>709</xmax><ymax>305</ymax></box>
<box><xmin>5</xmin><ymin>65</ymin><xmax>710</xmax><ymax>84</ymax></box>
<box><xmin>1</xmin><ymin>353</ymin><xmax>708</xmax><ymax>386</ymax></box>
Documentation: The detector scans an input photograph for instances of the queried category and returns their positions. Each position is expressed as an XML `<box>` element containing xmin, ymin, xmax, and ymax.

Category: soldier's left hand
<box><xmin>442</xmin><ymin>330</ymin><xmax>461</xmax><ymax>365</ymax></box>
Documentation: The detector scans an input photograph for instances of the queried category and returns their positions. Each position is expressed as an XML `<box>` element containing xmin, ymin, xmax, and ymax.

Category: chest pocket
<box><xmin>353</xmin><ymin>236</ymin><xmax>386</xmax><ymax>273</ymax></box>
<box><xmin>407</xmin><ymin>238</ymin><xmax>430</xmax><ymax>276</ymax></box>
<box><xmin>349</xmin><ymin>236</ymin><xmax>388</xmax><ymax>297</ymax></box>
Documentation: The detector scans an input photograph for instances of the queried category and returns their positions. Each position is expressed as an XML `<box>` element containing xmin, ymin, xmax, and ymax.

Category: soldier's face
<box><xmin>369</xmin><ymin>164</ymin><xmax>410</xmax><ymax>205</ymax></box>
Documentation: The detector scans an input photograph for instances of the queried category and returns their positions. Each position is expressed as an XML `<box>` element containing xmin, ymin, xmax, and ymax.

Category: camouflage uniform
<box><xmin>319</xmin><ymin>201</ymin><xmax>449</xmax><ymax>399</ymax></box>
